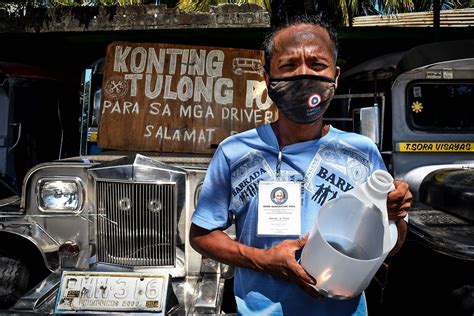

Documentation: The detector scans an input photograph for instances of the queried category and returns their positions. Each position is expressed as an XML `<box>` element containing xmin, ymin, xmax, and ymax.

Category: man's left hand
<box><xmin>387</xmin><ymin>179</ymin><xmax>413</xmax><ymax>221</ymax></box>
<box><xmin>386</xmin><ymin>179</ymin><xmax>412</xmax><ymax>256</ymax></box>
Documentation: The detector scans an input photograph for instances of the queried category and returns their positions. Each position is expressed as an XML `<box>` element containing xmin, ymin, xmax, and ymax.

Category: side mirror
<box><xmin>353</xmin><ymin>107</ymin><xmax>380</xmax><ymax>146</ymax></box>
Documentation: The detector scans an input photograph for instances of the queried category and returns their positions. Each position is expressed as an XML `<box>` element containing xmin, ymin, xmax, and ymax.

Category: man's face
<box><xmin>275</xmin><ymin>190</ymin><xmax>284</xmax><ymax>200</ymax></box>
<box><xmin>267</xmin><ymin>24</ymin><xmax>340</xmax><ymax>81</ymax></box>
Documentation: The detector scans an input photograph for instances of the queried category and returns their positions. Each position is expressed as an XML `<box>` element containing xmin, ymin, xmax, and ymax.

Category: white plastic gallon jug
<box><xmin>300</xmin><ymin>170</ymin><xmax>398</xmax><ymax>299</ymax></box>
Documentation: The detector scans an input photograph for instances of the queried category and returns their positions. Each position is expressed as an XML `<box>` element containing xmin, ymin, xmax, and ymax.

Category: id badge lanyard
<box><xmin>257</xmin><ymin>150</ymin><xmax>302</xmax><ymax>236</ymax></box>
<box><xmin>275</xmin><ymin>150</ymin><xmax>283</xmax><ymax>180</ymax></box>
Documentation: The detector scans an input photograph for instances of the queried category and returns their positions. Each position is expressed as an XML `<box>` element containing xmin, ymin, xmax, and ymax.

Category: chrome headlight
<box><xmin>37</xmin><ymin>178</ymin><xmax>83</xmax><ymax>213</ymax></box>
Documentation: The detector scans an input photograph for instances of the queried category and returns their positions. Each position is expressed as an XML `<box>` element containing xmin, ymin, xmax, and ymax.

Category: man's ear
<box><xmin>334</xmin><ymin>66</ymin><xmax>341</xmax><ymax>89</ymax></box>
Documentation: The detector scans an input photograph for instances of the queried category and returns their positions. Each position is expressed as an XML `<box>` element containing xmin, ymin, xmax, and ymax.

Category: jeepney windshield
<box><xmin>407</xmin><ymin>81</ymin><xmax>474</xmax><ymax>132</ymax></box>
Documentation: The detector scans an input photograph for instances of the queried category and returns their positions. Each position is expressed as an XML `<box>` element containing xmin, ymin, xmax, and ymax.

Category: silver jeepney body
<box><xmin>333</xmin><ymin>40</ymin><xmax>474</xmax><ymax>315</ymax></box>
<box><xmin>0</xmin><ymin>153</ymin><xmax>233</xmax><ymax>314</ymax></box>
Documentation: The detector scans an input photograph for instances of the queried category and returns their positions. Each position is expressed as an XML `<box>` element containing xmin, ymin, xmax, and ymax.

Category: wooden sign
<box><xmin>98</xmin><ymin>41</ymin><xmax>277</xmax><ymax>153</ymax></box>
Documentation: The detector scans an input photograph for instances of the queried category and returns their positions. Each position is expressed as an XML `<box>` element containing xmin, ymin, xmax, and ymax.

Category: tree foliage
<box><xmin>1</xmin><ymin>0</ymin><xmax>473</xmax><ymax>24</ymax></box>
<box><xmin>0</xmin><ymin>0</ymin><xmax>152</xmax><ymax>14</ymax></box>
<box><xmin>177</xmin><ymin>0</ymin><xmax>271</xmax><ymax>12</ymax></box>
<box><xmin>0</xmin><ymin>0</ymin><xmax>148</xmax><ymax>7</ymax></box>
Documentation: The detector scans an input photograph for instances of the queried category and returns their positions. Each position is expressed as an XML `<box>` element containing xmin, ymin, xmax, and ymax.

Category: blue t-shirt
<box><xmin>192</xmin><ymin>124</ymin><xmax>386</xmax><ymax>315</ymax></box>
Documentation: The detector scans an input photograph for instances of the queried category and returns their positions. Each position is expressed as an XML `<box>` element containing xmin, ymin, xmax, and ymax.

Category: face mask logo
<box><xmin>308</xmin><ymin>94</ymin><xmax>322</xmax><ymax>108</ymax></box>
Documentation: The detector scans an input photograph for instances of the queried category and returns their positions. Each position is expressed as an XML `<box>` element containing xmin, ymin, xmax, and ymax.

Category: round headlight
<box><xmin>37</xmin><ymin>178</ymin><xmax>83</xmax><ymax>213</ymax></box>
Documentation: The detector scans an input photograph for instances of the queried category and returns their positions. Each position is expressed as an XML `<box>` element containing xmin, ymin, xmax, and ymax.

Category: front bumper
<box><xmin>5</xmin><ymin>268</ymin><xmax>227</xmax><ymax>315</ymax></box>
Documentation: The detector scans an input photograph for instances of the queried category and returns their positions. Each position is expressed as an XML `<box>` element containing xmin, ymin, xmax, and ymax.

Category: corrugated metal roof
<box><xmin>353</xmin><ymin>8</ymin><xmax>474</xmax><ymax>27</ymax></box>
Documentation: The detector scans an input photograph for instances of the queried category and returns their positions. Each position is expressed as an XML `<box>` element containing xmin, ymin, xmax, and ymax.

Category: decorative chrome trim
<box><xmin>80</xmin><ymin>68</ymin><xmax>93</xmax><ymax>156</ymax></box>
<box><xmin>94</xmin><ymin>179</ymin><xmax>178</xmax><ymax>267</ymax></box>
<box><xmin>93</xmin><ymin>178</ymin><xmax>177</xmax><ymax>185</ymax></box>
<box><xmin>194</xmin><ymin>273</ymin><xmax>222</xmax><ymax>314</ymax></box>
<box><xmin>12</xmin><ymin>270</ymin><xmax>62</xmax><ymax>311</ymax></box>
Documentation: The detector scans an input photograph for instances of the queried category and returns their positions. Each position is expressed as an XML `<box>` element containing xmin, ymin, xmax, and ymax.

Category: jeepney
<box><xmin>333</xmin><ymin>40</ymin><xmax>474</xmax><ymax>315</ymax></box>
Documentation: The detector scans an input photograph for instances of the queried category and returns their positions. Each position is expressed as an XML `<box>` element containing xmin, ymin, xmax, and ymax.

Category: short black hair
<box><xmin>262</xmin><ymin>14</ymin><xmax>338</xmax><ymax>74</ymax></box>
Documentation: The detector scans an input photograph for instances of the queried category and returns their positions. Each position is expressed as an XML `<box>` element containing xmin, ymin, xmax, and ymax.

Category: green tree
<box><xmin>0</xmin><ymin>0</ymin><xmax>148</xmax><ymax>8</ymax></box>
<box><xmin>177</xmin><ymin>0</ymin><xmax>271</xmax><ymax>13</ymax></box>
<box><xmin>176</xmin><ymin>0</ymin><xmax>416</xmax><ymax>26</ymax></box>
<box><xmin>177</xmin><ymin>0</ymin><xmax>471</xmax><ymax>26</ymax></box>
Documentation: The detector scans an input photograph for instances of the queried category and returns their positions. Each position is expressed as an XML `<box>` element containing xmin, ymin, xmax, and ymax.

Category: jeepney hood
<box><xmin>403</xmin><ymin>163</ymin><xmax>474</xmax><ymax>222</ymax></box>
<box><xmin>15</xmin><ymin>153</ymin><xmax>208</xmax><ymax>275</ymax></box>
<box><xmin>403</xmin><ymin>163</ymin><xmax>474</xmax><ymax>198</ymax></box>
<box><xmin>88</xmin><ymin>153</ymin><xmax>187</xmax><ymax>181</ymax></box>
<box><xmin>420</xmin><ymin>167</ymin><xmax>474</xmax><ymax>222</ymax></box>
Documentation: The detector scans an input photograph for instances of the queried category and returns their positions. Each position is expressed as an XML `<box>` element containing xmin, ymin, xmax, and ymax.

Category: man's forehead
<box><xmin>273</xmin><ymin>24</ymin><xmax>332</xmax><ymax>55</ymax></box>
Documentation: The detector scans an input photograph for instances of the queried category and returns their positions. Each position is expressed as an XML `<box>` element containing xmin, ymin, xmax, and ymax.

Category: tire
<box><xmin>0</xmin><ymin>256</ymin><xmax>30</xmax><ymax>309</ymax></box>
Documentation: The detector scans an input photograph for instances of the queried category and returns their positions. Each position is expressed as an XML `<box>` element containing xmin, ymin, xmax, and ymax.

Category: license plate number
<box><xmin>55</xmin><ymin>271</ymin><xmax>166</xmax><ymax>313</ymax></box>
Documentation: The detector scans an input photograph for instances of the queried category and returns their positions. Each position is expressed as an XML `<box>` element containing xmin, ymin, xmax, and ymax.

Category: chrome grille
<box><xmin>96</xmin><ymin>180</ymin><xmax>176</xmax><ymax>266</ymax></box>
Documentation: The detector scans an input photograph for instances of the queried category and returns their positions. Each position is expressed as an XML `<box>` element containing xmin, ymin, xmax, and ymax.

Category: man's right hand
<box><xmin>255</xmin><ymin>235</ymin><xmax>323</xmax><ymax>300</ymax></box>
<box><xmin>190</xmin><ymin>224</ymin><xmax>323</xmax><ymax>299</ymax></box>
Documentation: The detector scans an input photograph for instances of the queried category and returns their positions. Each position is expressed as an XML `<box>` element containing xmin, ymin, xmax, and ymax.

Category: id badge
<box><xmin>257</xmin><ymin>181</ymin><xmax>302</xmax><ymax>236</ymax></box>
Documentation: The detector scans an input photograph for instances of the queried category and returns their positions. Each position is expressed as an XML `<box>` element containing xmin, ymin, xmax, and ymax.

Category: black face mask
<box><xmin>267</xmin><ymin>75</ymin><xmax>336</xmax><ymax>124</ymax></box>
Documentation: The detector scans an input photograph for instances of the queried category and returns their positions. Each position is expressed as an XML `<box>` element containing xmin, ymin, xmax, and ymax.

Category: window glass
<box><xmin>407</xmin><ymin>82</ymin><xmax>474</xmax><ymax>131</ymax></box>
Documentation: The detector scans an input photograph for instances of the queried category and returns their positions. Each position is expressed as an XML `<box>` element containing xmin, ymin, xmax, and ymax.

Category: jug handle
<box><xmin>388</xmin><ymin>221</ymin><xmax>398</xmax><ymax>250</ymax></box>
<box><xmin>387</xmin><ymin>182</ymin><xmax>398</xmax><ymax>250</ymax></box>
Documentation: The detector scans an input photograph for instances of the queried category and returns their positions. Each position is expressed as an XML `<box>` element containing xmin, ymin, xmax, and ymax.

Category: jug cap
<box><xmin>367</xmin><ymin>170</ymin><xmax>393</xmax><ymax>193</ymax></box>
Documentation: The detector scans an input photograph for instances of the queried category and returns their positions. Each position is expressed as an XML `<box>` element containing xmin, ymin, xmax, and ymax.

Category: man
<box><xmin>190</xmin><ymin>15</ymin><xmax>412</xmax><ymax>315</ymax></box>
<box><xmin>272</xmin><ymin>189</ymin><xmax>286</xmax><ymax>204</ymax></box>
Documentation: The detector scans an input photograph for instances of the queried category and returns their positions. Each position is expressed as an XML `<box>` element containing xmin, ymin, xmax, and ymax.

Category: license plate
<box><xmin>55</xmin><ymin>271</ymin><xmax>167</xmax><ymax>313</ymax></box>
